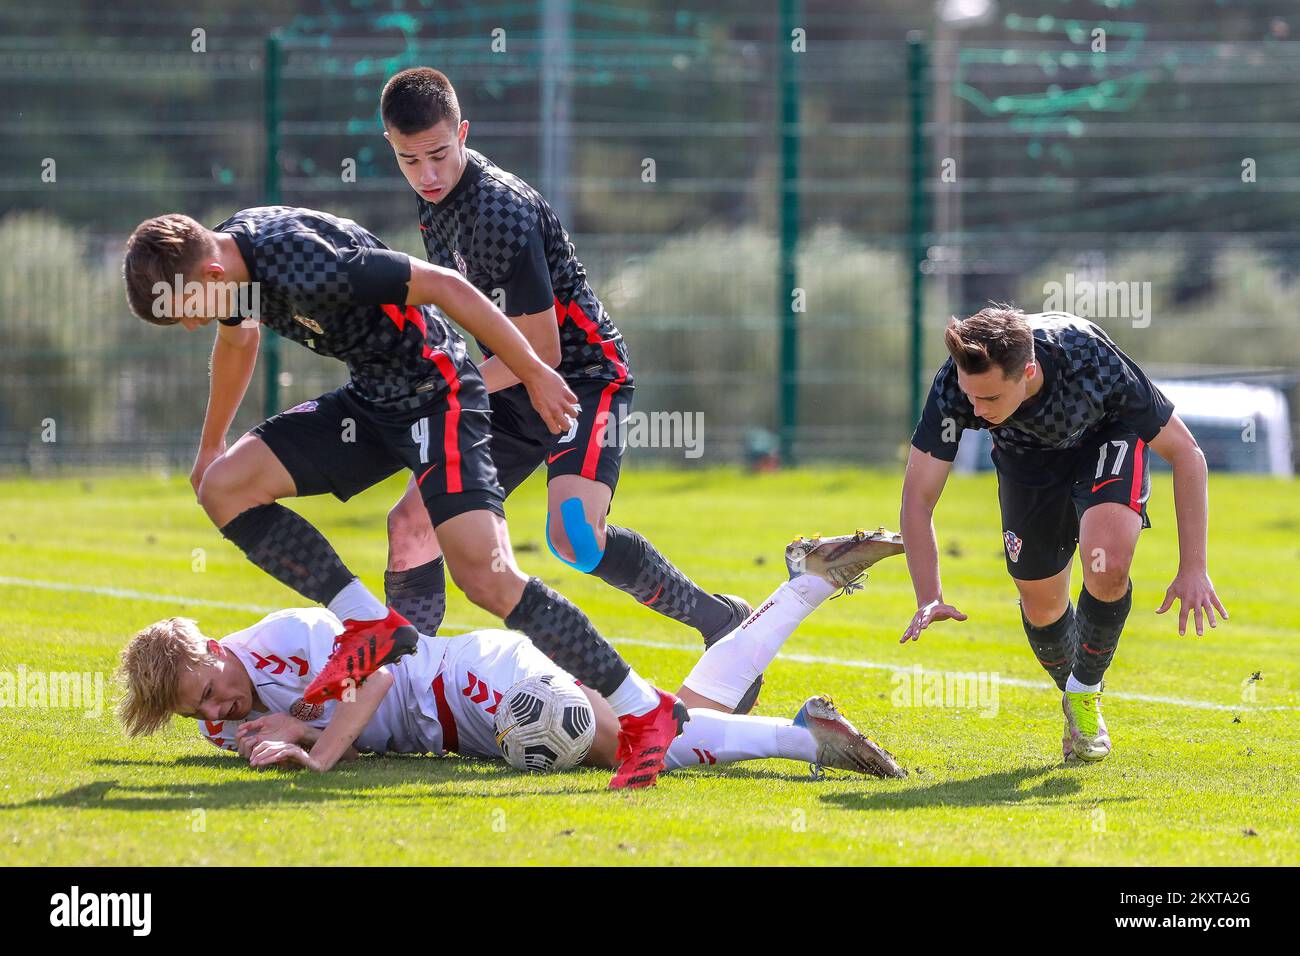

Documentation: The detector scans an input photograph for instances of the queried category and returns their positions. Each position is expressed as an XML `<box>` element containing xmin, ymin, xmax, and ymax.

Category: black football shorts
<box><xmin>487</xmin><ymin>378</ymin><xmax>632</xmax><ymax>499</ymax></box>
<box><xmin>252</xmin><ymin>371</ymin><xmax>504</xmax><ymax>528</ymax></box>
<box><xmin>996</xmin><ymin>425</ymin><xmax>1153</xmax><ymax>581</ymax></box>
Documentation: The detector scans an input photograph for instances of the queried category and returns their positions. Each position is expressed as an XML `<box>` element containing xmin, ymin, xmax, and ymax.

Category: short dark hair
<box><xmin>943</xmin><ymin>304</ymin><xmax>1034</xmax><ymax>379</ymax></box>
<box><xmin>380</xmin><ymin>67</ymin><xmax>461</xmax><ymax>134</ymax></box>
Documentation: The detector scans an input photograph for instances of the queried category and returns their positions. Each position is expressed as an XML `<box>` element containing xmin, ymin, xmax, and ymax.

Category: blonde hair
<box><xmin>117</xmin><ymin>617</ymin><xmax>214</xmax><ymax>736</ymax></box>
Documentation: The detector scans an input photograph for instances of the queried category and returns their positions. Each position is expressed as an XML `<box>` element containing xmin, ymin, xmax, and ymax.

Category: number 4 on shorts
<box><xmin>411</xmin><ymin>417</ymin><xmax>430</xmax><ymax>464</ymax></box>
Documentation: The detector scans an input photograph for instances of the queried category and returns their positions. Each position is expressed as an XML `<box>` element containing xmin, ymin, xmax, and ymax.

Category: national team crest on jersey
<box><xmin>284</xmin><ymin>400</ymin><xmax>319</xmax><ymax>415</ymax></box>
<box><xmin>1003</xmin><ymin>530</ymin><xmax>1023</xmax><ymax>563</ymax></box>
<box><xmin>289</xmin><ymin>697</ymin><xmax>325</xmax><ymax>722</ymax></box>
<box><xmin>293</xmin><ymin>313</ymin><xmax>325</xmax><ymax>335</ymax></box>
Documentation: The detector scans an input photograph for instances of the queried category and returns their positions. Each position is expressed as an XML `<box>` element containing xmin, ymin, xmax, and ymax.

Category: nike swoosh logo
<box><xmin>1091</xmin><ymin>477</ymin><xmax>1123</xmax><ymax>492</ymax></box>
<box><xmin>547</xmin><ymin>448</ymin><xmax>578</xmax><ymax>465</ymax></box>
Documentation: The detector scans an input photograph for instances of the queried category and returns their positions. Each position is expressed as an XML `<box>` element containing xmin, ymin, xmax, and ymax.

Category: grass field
<box><xmin>0</xmin><ymin>466</ymin><xmax>1296</xmax><ymax>866</ymax></box>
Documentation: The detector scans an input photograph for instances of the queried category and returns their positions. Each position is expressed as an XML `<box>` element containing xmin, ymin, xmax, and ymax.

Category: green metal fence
<box><xmin>2</xmin><ymin>1</ymin><xmax>1299</xmax><ymax>470</ymax></box>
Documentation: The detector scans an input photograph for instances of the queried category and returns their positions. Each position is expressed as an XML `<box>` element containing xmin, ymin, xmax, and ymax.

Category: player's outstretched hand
<box><xmin>190</xmin><ymin>442</ymin><xmax>226</xmax><ymax>496</ymax></box>
<box><xmin>522</xmin><ymin>364</ymin><xmax>580</xmax><ymax>435</ymax></box>
<box><xmin>236</xmin><ymin>714</ymin><xmax>309</xmax><ymax>756</ymax></box>
<box><xmin>901</xmin><ymin>599</ymin><xmax>968</xmax><ymax>643</ymax></box>
<box><xmin>1156</xmin><ymin>569</ymin><xmax>1228</xmax><ymax>637</ymax></box>
<box><xmin>249</xmin><ymin>739</ymin><xmax>317</xmax><ymax>771</ymax></box>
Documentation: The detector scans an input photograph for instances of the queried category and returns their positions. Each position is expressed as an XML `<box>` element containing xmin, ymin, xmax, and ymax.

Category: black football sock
<box><xmin>504</xmin><ymin>577</ymin><xmax>631</xmax><ymax>697</ymax></box>
<box><xmin>219</xmin><ymin>503</ymin><xmax>355</xmax><ymax>606</ymax></box>
<box><xmin>384</xmin><ymin>557</ymin><xmax>447</xmax><ymax>636</ymax></box>
<box><xmin>590</xmin><ymin>525</ymin><xmax>732</xmax><ymax>637</ymax></box>
<box><xmin>1073</xmin><ymin>580</ymin><xmax>1132</xmax><ymax>686</ymax></box>
<box><xmin>1021</xmin><ymin>603</ymin><xmax>1077</xmax><ymax>692</ymax></box>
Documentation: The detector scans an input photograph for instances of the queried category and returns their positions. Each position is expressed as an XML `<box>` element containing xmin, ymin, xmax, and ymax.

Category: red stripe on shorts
<box><xmin>557</xmin><ymin>297</ymin><xmax>626</xmax><ymax>480</ymax></box>
<box><xmin>1128</xmin><ymin>438</ymin><xmax>1146</xmax><ymax>514</ymax></box>
<box><xmin>431</xmin><ymin>672</ymin><xmax>459</xmax><ymax>755</ymax></box>
<box><xmin>384</xmin><ymin>304</ymin><xmax>464</xmax><ymax>492</ymax></box>
<box><xmin>428</xmin><ymin>351</ymin><xmax>463</xmax><ymax>494</ymax></box>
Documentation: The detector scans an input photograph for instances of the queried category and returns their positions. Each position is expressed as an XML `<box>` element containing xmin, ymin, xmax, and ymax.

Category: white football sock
<box><xmin>327</xmin><ymin>578</ymin><xmax>388</xmax><ymax>623</ymax></box>
<box><xmin>606</xmin><ymin>669</ymin><xmax>660</xmax><ymax>718</ymax></box>
<box><xmin>1065</xmin><ymin>673</ymin><xmax>1102</xmax><ymax>694</ymax></box>
<box><xmin>681</xmin><ymin>575</ymin><xmax>835</xmax><ymax>709</ymax></box>
<box><xmin>665</xmin><ymin>709</ymin><xmax>816</xmax><ymax>770</ymax></box>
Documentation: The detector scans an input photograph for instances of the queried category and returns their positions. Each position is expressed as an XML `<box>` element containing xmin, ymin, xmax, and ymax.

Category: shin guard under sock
<box><xmin>504</xmin><ymin>576</ymin><xmax>632</xmax><ymax>698</ymax></box>
<box><xmin>591</xmin><ymin>525</ymin><xmax>731</xmax><ymax>636</ymax></box>
<box><xmin>220</xmin><ymin>503</ymin><xmax>354</xmax><ymax>606</ymax></box>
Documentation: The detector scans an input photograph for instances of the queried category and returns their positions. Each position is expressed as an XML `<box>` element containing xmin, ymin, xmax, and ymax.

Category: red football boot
<box><xmin>303</xmin><ymin>608</ymin><xmax>419</xmax><ymax>705</ymax></box>
<box><xmin>609</xmin><ymin>689</ymin><xmax>689</xmax><ymax>790</ymax></box>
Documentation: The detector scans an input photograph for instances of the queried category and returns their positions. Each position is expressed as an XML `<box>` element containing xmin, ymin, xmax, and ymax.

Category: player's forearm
<box><xmin>296</xmin><ymin>722</ymin><xmax>358</xmax><ymax>757</ymax></box>
<box><xmin>408</xmin><ymin>263</ymin><xmax>550</xmax><ymax>384</ymax></box>
<box><xmin>456</xmin><ymin>303</ymin><xmax>550</xmax><ymax>387</ymax></box>
<box><xmin>297</xmin><ymin>723</ymin><xmax>360</xmax><ymax>762</ymax></box>
<box><xmin>305</xmin><ymin>670</ymin><xmax>393</xmax><ymax>772</ymax></box>
<box><xmin>476</xmin><ymin>313</ymin><xmax>561</xmax><ymax>392</ymax></box>
<box><xmin>199</xmin><ymin>331</ymin><xmax>259</xmax><ymax>449</ymax></box>
<box><xmin>476</xmin><ymin>356</ymin><xmax>521</xmax><ymax>393</ymax></box>
<box><xmin>900</xmin><ymin>499</ymin><xmax>944</xmax><ymax>606</ymax></box>
<box><xmin>1169</xmin><ymin>445</ymin><xmax>1210</xmax><ymax>573</ymax></box>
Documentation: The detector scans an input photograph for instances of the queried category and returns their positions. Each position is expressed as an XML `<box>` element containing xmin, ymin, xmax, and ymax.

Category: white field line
<box><xmin>2</xmin><ymin>574</ymin><xmax>1293</xmax><ymax>713</ymax></box>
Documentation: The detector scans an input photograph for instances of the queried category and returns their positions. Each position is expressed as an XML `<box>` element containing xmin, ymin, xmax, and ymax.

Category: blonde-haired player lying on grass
<box><xmin>118</xmin><ymin>531</ymin><xmax>907</xmax><ymax>781</ymax></box>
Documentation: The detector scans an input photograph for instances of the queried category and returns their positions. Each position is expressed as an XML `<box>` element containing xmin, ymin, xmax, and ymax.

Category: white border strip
<box><xmin>2</xmin><ymin>575</ymin><xmax>1293</xmax><ymax>713</ymax></box>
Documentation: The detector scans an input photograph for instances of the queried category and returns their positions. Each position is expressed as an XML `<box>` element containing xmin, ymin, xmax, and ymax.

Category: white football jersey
<box><xmin>197</xmin><ymin>608</ymin><xmax>449</xmax><ymax>756</ymax></box>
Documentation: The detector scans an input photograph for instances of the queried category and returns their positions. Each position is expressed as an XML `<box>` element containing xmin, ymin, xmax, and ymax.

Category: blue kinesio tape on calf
<box><xmin>545</xmin><ymin>497</ymin><xmax>604</xmax><ymax>573</ymax></box>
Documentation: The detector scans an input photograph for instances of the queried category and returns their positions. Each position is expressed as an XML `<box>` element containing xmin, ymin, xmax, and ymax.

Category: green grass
<box><xmin>0</xmin><ymin>467</ymin><xmax>1296</xmax><ymax>866</ymax></box>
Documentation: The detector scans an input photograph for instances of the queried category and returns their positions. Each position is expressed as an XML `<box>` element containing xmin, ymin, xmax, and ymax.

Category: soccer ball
<box><xmin>494</xmin><ymin>673</ymin><xmax>595</xmax><ymax>772</ymax></box>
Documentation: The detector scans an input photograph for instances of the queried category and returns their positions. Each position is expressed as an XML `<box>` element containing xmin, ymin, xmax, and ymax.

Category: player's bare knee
<box><xmin>454</xmin><ymin>566</ymin><xmax>521</xmax><ymax>617</ymax></box>
<box><xmin>1020</xmin><ymin>593</ymin><xmax>1068</xmax><ymax>627</ymax></box>
<box><xmin>1081</xmin><ymin>539</ymin><xmax>1134</xmax><ymax>599</ymax></box>
<box><xmin>1084</xmin><ymin>565</ymin><xmax>1131</xmax><ymax>601</ymax></box>
<box><xmin>386</xmin><ymin>498</ymin><xmax>435</xmax><ymax>568</ymax></box>
<box><xmin>197</xmin><ymin>459</ymin><xmax>270</xmax><ymax>523</ymax></box>
<box><xmin>385</xmin><ymin>499</ymin><xmax>417</xmax><ymax>541</ymax></box>
<box><xmin>546</xmin><ymin>519</ymin><xmax>577</xmax><ymax>564</ymax></box>
<box><xmin>589</xmin><ymin>515</ymin><xmax>608</xmax><ymax>551</ymax></box>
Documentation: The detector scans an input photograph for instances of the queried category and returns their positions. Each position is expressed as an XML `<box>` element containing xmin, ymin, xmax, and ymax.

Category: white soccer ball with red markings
<box><xmin>494</xmin><ymin>674</ymin><xmax>595</xmax><ymax>772</ymax></box>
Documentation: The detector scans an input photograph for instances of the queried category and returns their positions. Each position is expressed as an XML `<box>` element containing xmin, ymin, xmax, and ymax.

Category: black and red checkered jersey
<box><xmin>911</xmin><ymin>313</ymin><xmax>1174</xmax><ymax>477</ymax></box>
<box><xmin>416</xmin><ymin>149</ymin><xmax>631</xmax><ymax>387</ymax></box>
<box><xmin>215</xmin><ymin>206</ymin><xmax>472</xmax><ymax>411</ymax></box>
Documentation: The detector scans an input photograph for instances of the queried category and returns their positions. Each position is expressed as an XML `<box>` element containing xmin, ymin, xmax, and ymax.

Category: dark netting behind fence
<box><xmin>2</xmin><ymin>0</ymin><xmax>1297</xmax><ymax>469</ymax></box>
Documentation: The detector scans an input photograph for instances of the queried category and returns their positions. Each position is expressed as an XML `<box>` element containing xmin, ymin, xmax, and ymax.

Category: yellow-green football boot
<box><xmin>1062</xmin><ymin>687</ymin><xmax>1111</xmax><ymax>762</ymax></box>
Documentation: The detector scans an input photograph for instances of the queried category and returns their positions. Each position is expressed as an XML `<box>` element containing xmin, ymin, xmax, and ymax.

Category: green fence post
<box><xmin>262</xmin><ymin>32</ymin><xmax>282</xmax><ymax>421</ymax></box>
<box><xmin>778</xmin><ymin>0</ymin><xmax>802</xmax><ymax>465</ymax></box>
<box><xmin>906</xmin><ymin>32</ymin><xmax>931</xmax><ymax>433</ymax></box>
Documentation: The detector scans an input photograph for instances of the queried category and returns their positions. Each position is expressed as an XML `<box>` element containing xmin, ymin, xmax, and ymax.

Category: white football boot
<box><xmin>785</xmin><ymin>528</ymin><xmax>906</xmax><ymax>597</ymax></box>
<box><xmin>794</xmin><ymin>695</ymin><xmax>907</xmax><ymax>778</ymax></box>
